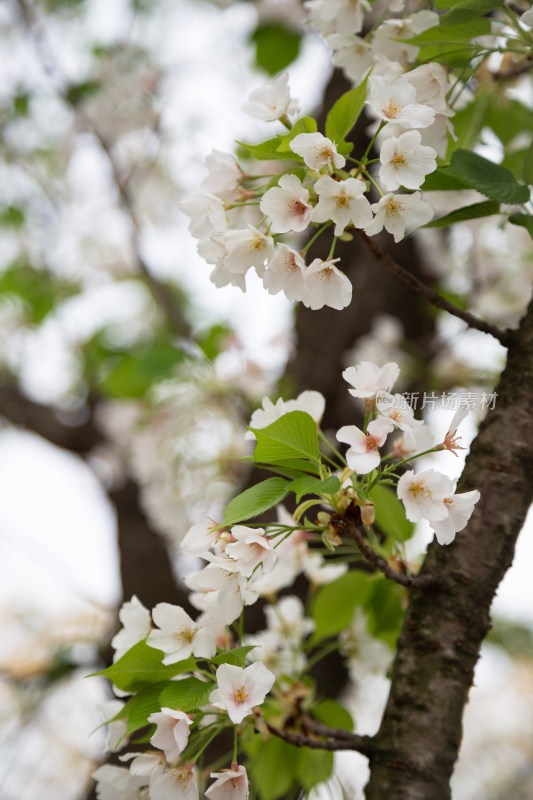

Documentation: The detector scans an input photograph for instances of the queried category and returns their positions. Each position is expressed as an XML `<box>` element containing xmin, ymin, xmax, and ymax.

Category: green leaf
<box><xmin>65</xmin><ymin>80</ymin><xmax>102</xmax><ymax>106</ymax></box>
<box><xmin>94</xmin><ymin>641</ymin><xmax>196</xmax><ymax>692</ymax></box>
<box><xmin>236</xmin><ymin>137</ymin><xmax>291</xmax><ymax>162</ymax></box>
<box><xmin>325</xmin><ymin>73</ymin><xmax>370</xmax><ymax>145</ymax></box>
<box><xmin>0</xmin><ymin>262</ymin><xmax>77</xmax><ymax>323</ymax></box>
<box><xmin>236</xmin><ymin>118</ymin><xmax>316</xmax><ymax>163</ymax></box>
<box><xmin>120</xmin><ymin>684</ymin><xmax>165</xmax><ymax>738</ymax></box>
<box><xmin>222</xmin><ymin>477</ymin><xmax>291</xmax><ymax>526</ymax></box>
<box><xmin>0</xmin><ymin>205</ymin><xmax>25</xmax><ymax>228</ymax></box>
<box><xmin>251</xmin><ymin>23</ymin><xmax>302</xmax><ymax>75</ymax></box>
<box><xmin>296</xmin><ymin>748</ymin><xmax>334</xmax><ymax>792</ymax></box>
<box><xmin>441</xmin><ymin>0</ymin><xmax>504</xmax><ymax>26</ymax></box>
<box><xmin>276</xmin><ymin>116</ymin><xmax>318</xmax><ymax>154</ymax></box>
<box><xmin>523</xmin><ymin>140</ymin><xmax>533</xmax><ymax>186</ymax></box>
<box><xmin>508</xmin><ymin>213</ymin><xmax>533</xmax><ymax>239</ymax></box>
<box><xmin>159</xmin><ymin>677</ymin><xmax>215</xmax><ymax>712</ymax></box>
<box><xmin>365</xmin><ymin>579</ymin><xmax>404</xmax><ymax>648</ymax></box>
<box><xmin>311</xmin><ymin>572</ymin><xmax>374</xmax><ymax>643</ymax></box>
<box><xmin>98</xmin><ymin>342</ymin><xmax>184</xmax><ymax>398</ymax></box>
<box><xmin>406</xmin><ymin>17</ymin><xmax>492</xmax><ymax>43</ymax></box>
<box><xmin>311</xmin><ymin>699</ymin><xmax>353</xmax><ymax>732</ymax></box>
<box><xmin>248</xmin><ymin>736</ymin><xmax>298</xmax><ymax>800</ymax></box>
<box><xmin>420</xmin><ymin>168</ymin><xmax>468</xmax><ymax>191</ymax></box>
<box><xmin>369</xmin><ymin>485</ymin><xmax>415</xmax><ymax>543</ymax></box>
<box><xmin>211</xmin><ymin>646</ymin><xmax>256</xmax><ymax>666</ymax></box>
<box><xmin>447</xmin><ymin>149</ymin><xmax>530</xmax><ymax>203</ymax></box>
<box><xmin>252</xmin><ymin>410</ymin><xmax>320</xmax><ymax>467</ymax></box>
<box><xmin>424</xmin><ymin>200</ymin><xmax>500</xmax><ymax>228</ymax></box>
<box><xmin>447</xmin><ymin>90</ymin><xmax>491</xmax><ymax>156</ymax></box>
<box><xmin>289</xmin><ymin>475</ymin><xmax>341</xmax><ymax>502</ymax></box>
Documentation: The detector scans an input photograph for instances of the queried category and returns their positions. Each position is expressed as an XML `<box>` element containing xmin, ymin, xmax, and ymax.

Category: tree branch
<box><xmin>265</xmin><ymin>721</ymin><xmax>375</xmax><ymax>757</ymax></box>
<box><xmin>358</xmin><ymin>231</ymin><xmax>510</xmax><ymax>345</ymax></box>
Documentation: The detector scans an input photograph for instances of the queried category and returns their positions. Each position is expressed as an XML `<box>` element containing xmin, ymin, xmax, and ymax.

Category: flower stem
<box><xmin>300</xmin><ymin>222</ymin><xmax>331</xmax><ymax>255</ymax></box>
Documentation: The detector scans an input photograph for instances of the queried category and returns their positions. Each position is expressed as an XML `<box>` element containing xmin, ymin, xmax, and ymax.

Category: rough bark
<box><xmin>364</xmin><ymin>299</ymin><xmax>533</xmax><ymax>799</ymax></box>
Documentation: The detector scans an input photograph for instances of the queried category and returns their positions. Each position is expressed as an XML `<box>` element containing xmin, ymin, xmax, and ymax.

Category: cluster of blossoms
<box><xmin>93</xmin><ymin>358</ymin><xmax>481</xmax><ymax>799</ymax></box>
<box><xmin>179</xmin><ymin>0</ymin><xmax>470</xmax><ymax>311</ymax></box>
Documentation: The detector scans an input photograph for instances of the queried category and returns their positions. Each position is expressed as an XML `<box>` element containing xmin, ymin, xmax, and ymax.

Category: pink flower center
<box><xmin>289</xmin><ymin>200</ymin><xmax>309</xmax><ymax>217</ymax></box>
<box><xmin>231</xmin><ymin>686</ymin><xmax>249</xmax><ymax>705</ymax></box>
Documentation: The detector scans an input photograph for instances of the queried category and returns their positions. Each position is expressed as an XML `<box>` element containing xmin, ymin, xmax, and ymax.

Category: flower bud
<box><xmin>361</xmin><ymin>503</ymin><xmax>375</xmax><ymax>526</ymax></box>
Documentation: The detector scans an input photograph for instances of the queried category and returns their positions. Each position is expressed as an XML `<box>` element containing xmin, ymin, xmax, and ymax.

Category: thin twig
<box><xmin>14</xmin><ymin>0</ymin><xmax>189</xmax><ymax>338</ymax></box>
<box><xmin>265</xmin><ymin>722</ymin><xmax>375</xmax><ymax>756</ymax></box>
<box><xmin>301</xmin><ymin>714</ymin><xmax>361</xmax><ymax>742</ymax></box>
<box><xmin>358</xmin><ymin>230</ymin><xmax>511</xmax><ymax>345</ymax></box>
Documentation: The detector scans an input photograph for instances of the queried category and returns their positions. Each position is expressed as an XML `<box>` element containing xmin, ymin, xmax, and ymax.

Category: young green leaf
<box><xmin>325</xmin><ymin>73</ymin><xmax>370</xmax><ymax>145</ymax></box>
<box><xmin>508</xmin><ymin>213</ymin><xmax>533</xmax><ymax>239</ymax></box>
<box><xmin>424</xmin><ymin>200</ymin><xmax>500</xmax><ymax>228</ymax></box>
<box><xmin>251</xmin><ymin>410</ymin><xmax>321</xmax><ymax>467</ymax></box>
<box><xmin>94</xmin><ymin>641</ymin><xmax>196</xmax><ymax>692</ymax></box>
<box><xmin>289</xmin><ymin>475</ymin><xmax>341</xmax><ymax>502</ymax></box>
<box><xmin>447</xmin><ymin>149</ymin><xmax>530</xmax><ymax>203</ymax></box>
<box><xmin>211</xmin><ymin>646</ymin><xmax>257</xmax><ymax>666</ymax></box>
<box><xmin>440</xmin><ymin>0</ymin><xmax>504</xmax><ymax>26</ymax></box>
<box><xmin>296</xmin><ymin>749</ymin><xmax>334</xmax><ymax>792</ymax></box>
<box><xmin>222</xmin><ymin>477</ymin><xmax>291</xmax><ymax>526</ymax></box>
<box><xmin>276</xmin><ymin>116</ymin><xmax>318</xmax><ymax>153</ymax></box>
<box><xmin>369</xmin><ymin>484</ymin><xmax>415</xmax><ymax>542</ymax></box>
<box><xmin>120</xmin><ymin>684</ymin><xmax>166</xmax><ymax>738</ymax></box>
<box><xmin>311</xmin><ymin>572</ymin><xmax>375</xmax><ymax>643</ymax></box>
<box><xmin>251</xmin><ymin>23</ymin><xmax>301</xmax><ymax>75</ymax></box>
<box><xmin>311</xmin><ymin>699</ymin><xmax>354</xmax><ymax>732</ymax></box>
<box><xmin>159</xmin><ymin>677</ymin><xmax>215</xmax><ymax>712</ymax></box>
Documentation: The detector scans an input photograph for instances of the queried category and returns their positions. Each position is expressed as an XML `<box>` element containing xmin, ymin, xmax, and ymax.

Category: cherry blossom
<box><xmin>147</xmin><ymin>708</ymin><xmax>192</xmax><ymax>762</ymax></box>
<box><xmin>209</xmin><ymin>662</ymin><xmax>275</xmax><ymax>724</ymax></box>
<box><xmin>242</xmin><ymin>72</ymin><xmax>299</xmax><ymax>122</ymax></box>
<box><xmin>186</xmin><ymin>557</ymin><xmax>258</xmax><ymax>627</ymax></box>
<box><xmin>179</xmin><ymin>191</ymin><xmax>228</xmax><ymax>241</ymax></box>
<box><xmin>201</xmin><ymin>150</ymin><xmax>244</xmax><ymax>197</ymax></box>
<box><xmin>330</xmin><ymin>34</ymin><xmax>374</xmax><ymax>84</ymax></box>
<box><xmin>111</xmin><ymin>596</ymin><xmax>151</xmax><ymax>662</ymax></box>
<box><xmin>264</xmin><ymin>595</ymin><xmax>315</xmax><ymax>640</ymax></box>
<box><xmin>303</xmin><ymin>552</ymin><xmax>348</xmax><ymax>584</ymax></box>
<box><xmin>182</xmin><ymin>519</ymin><xmax>221</xmax><ymax>558</ymax></box>
<box><xmin>205</xmin><ymin>764</ymin><xmax>249</xmax><ymax>800</ymax></box>
<box><xmin>367</xmin><ymin>76</ymin><xmax>435</xmax><ymax>129</ymax></box>
<box><xmin>302</xmin><ymin>257</ymin><xmax>352</xmax><ymax>310</ymax></box>
<box><xmin>379</xmin><ymin>131</ymin><xmax>437</xmax><ymax>191</ymax></box>
<box><xmin>259</xmin><ymin>174</ymin><xmax>312</xmax><ymax>233</ymax></box>
<box><xmin>150</xmin><ymin>767</ymin><xmax>198</xmax><ymax>800</ymax></box>
<box><xmin>342</xmin><ymin>361</ymin><xmax>400</xmax><ymax>398</ymax></box>
<box><xmin>262</xmin><ymin>243</ymin><xmax>306</xmax><ymax>301</ymax></box>
<box><xmin>376</xmin><ymin>392</ymin><xmax>424</xmax><ymax>432</ymax></box>
<box><xmin>92</xmin><ymin>764</ymin><xmax>147</xmax><ymax>800</ymax></box>
<box><xmin>337</xmin><ymin>417</ymin><xmax>394</xmax><ymax>474</ymax></box>
<box><xmin>305</xmin><ymin>0</ymin><xmax>371</xmax><ymax>36</ymax></box>
<box><xmin>365</xmin><ymin>192</ymin><xmax>434</xmax><ymax>242</ymax></box>
<box><xmin>147</xmin><ymin>603</ymin><xmax>216</xmax><ymax>664</ymax></box>
<box><xmin>290</xmin><ymin>132</ymin><xmax>345</xmax><ymax>171</ymax></box>
<box><xmin>397</xmin><ymin>469</ymin><xmax>455</xmax><ymax>522</ymax></box>
<box><xmin>430</xmin><ymin>490</ymin><xmax>481</xmax><ymax>545</ymax></box>
<box><xmin>371</xmin><ymin>11</ymin><xmax>439</xmax><ymax>64</ymax></box>
<box><xmin>225</xmin><ymin>525</ymin><xmax>277</xmax><ymax>577</ymax></box>
<box><xmin>246</xmin><ymin>389</ymin><xmax>325</xmax><ymax>440</ymax></box>
<box><xmin>219</xmin><ymin>227</ymin><xmax>274</xmax><ymax>277</ymax></box>
<box><xmin>311</xmin><ymin>175</ymin><xmax>373</xmax><ymax>235</ymax></box>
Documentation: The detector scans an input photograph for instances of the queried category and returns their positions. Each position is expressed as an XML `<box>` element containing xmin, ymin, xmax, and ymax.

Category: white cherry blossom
<box><xmin>259</xmin><ymin>174</ymin><xmax>312</xmax><ymax>233</ymax></box>
<box><xmin>225</xmin><ymin>525</ymin><xmax>277</xmax><ymax>578</ymax></box>
<box><xmin>290</xmin><ymin>132</ymin><xmax>345</xmax><ymax>171</ymax></box>
<box><xmin>179</xmin><ymin>191</ymin><xmax>228</xmax><ymax>241</ymax></box>
<box><xmin>330</xmin><ymin>34</ymin><xmax>374</xmax><ymax>84</ymax></box>
<box><xmin>305</xmin><ymin>0</ymin><xmax>371</xmax><ymax>36</ymax></box>
<box><xmin>99</xmin><ymin>699</ymin><xmax>128</xmax><ymax>753</ymax></box>
<box><xmin>397</xmin><ymin>469</ymin><xmax>455</xmax><ymax>522</ymax></box>
<box><xmin>186</xmin><ymin>558</ymin><xmax>258</xmax><ymax>627</ymax></box>
<box><xmin>302</xmin><ymin>258</ymin><xmax>352</xmax><ymax>310</ymax></box>
<box><xmin>342</xmin><ymin>361</ymin><xmax>400</xmax><ymax>398</ymax></box>
<box><xmin>150</xmin><ymin>767</ymin><xmax>198</xmax><ymax>800</ymax></box>
<box><xmin>111</xmin><ymin>596</ymin><xmax>151</xmax><ymax>662</ymax></box>
<box><xmin>430</xmin><ymin>490</ymin><xmax>481</xmax><ymax>545</ymax></box>
<box><xmin>119</xmin><ymin>752</ymin><xmax>165</xmax><ymax>780</ymax></box>
<box><xmin>220</xmin><ymin>226</ymin><xmax>274</xmax><ymax>277</ymax></box>
<box><xmin>311</xmin><ymin>175</ymin><xmax>373</xmax><ymax>235</ymax></box>
<box><xmin>303</xmin><ymin>553</ymin><xmax>348</xmax><ymax>585</ymax></box>
<box><xmin>92</xmin><ymin>765</ymin><xmax>147</xmax><ymax>800</ymax></box>
<box><xmin>205</xmin><ymin>764</ymin><xmax>249</xmax><ymax>800</ymax></box>
<box><xmin>393</xmin><ymin>423</ymin><xmax>435</xmax><ymax>459</ymax></box>
<box><xmin>379</xmin><ymin>131</ymin><xmax>437</xmax><ymax>191</ymax></box>
<box><xmin>147</xmin><ymin>708</ymin><xmax>192</xmax><ymax>763</ymax></box>
<box><xmin>201</xmin><ymin>150</ymin><xmax>243</xmax><ymax>197</ymax></box>
<box><xmin>242</xmin><ymin>72</ymin><xmax>299</xmax><ymax>122</ymax></box>
<box><xmin>367</xmin><ymin>76</ymin><xmax>435</xmax><ymax>129</ymax></box>
<box><xmin>336</xmin><ymin>417</ymin><xmax>394</xmax><ymax>474</ymax></box>
<box><xmin>263</xmin><ymin>243</ymin><xmax>306</xmax><ymax>301</ymax></box>
<box><xmin>209</xmin><ymin>662</ymin><xmax>275</xmax><ymax>724</ymax></box>
<box><xmin>365</xmin><ymin>192</ymin><xmax>434</xmax><ymax>242</ymax></box>
<box><xmin>182</xmin><ymin>519</ymin><xmax>221</xmax><ymax>558</ymax></box>
<box><xmin>371</xmin><ymin>11</ymin><xmax>439</xmax><ymax>64</ymax></box>
<box><xmin>264</xmin><ymin>595</ymin><xmax>315</xmax><ymax>640</ymax></box>
<box><xmin>246</xmin><ymin>389</ymin><xmax>325</xmax><ymax>440</ymax></box>
<box><xmin>376</xmin><ymin>392</ymin><xmax>424</xmax><ymax>432</ymax></box>
<box><xmin>147</xmin><ymin>603</ymin><xmax>216</xmax><ymax>664</ymax></box>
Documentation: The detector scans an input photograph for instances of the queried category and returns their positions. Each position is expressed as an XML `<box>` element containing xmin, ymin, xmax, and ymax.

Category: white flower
<box><xmin>285</xmin><ymin>389</ymin><xmax>326</xmax><ymax>422</ymax></box>
<box><xmin>379</xmin><ymin>131</ymin><xmax>437</xmax><ymax>191</ymax></box>
<box><xmin>263</xmin><ymin>243</ymin><xmax>306</xmax><ymax>301</ymax></box>
<box><xmin>150</xmin><ymin>767</ymin><xmax>198</xmax><ymax>800</ymax></box>
<box><xmin>376</xmin><ymin>392</ymin><xmax>423</xmax><ymax>432</ymax></box>
<box><xmin>225</xmin><ymin>525</ymin><xmax>277</xmax><ymax>578</ymax></box>
<box><xmin>302</xmin><ymin>257</ymin><xmax>352</xmax><ymax>310</ymax></box>
<box><xmin>259</xmin><ymin>174</ymin><xmax>312</xmax><ymax>233</ymax></box>
<box><xmin>397</xmin><ymin>469</ymin><xmax>455</xmax><ymax>523</ymax></box>
<box><xmin>264</xmin><ymin>595</ymin><xmax>315</xmax><ymax>640</ymax></box>
<box><xmin>179</xmin><ymin>191</ymin><xmax>228</xmax><ymax>241</ymax></box>
<box><xmin>367</xmin><ymin>76</ymin><xmax>435</xmax><ymax>129</ymax></box>
<box><xmin>342</xmin><ymin>361</ymin><xmax>400</xmax><ymax>399</ymax></box>
<box><xmin>119</xmin><ymin>752</ymin><xmax>165</xmax><ymax>779</ymax></box>
<box><xmin>311</xmin><ymin>175</ymin><xmax>373</xmax><ymax>235</ymax></box>
<box><xmin>439</xmin><ymin>406</ymin><xmax>469</xmax><ymax>453</ymax></box>
<box><xmin>185</xmin><ymin>559</ymin><xmax>258</xmax><ymax>627</ymax></box>
<box><xmin>205</xmin><ymin>764</ymin><xmax>249</xmax><ymax>800</ymax></box>
<box><xmin>406</xmin><ymin>64</ymin><xmax>453</xmax><ymax>116</ymax></box>
<box><xmin>99</xmin><ymin>699</ymin><xmax>128</xmax><ymax>753</ymax></box>
<box><xmin>92</xmin><ymin>765</ymin><xmax>147</xmax><ymax>800</ymax></box>
<box><xmin>111</xmin><ymin>596</ymin><xmax>151</xmax><ymax>662</ymax></box>
<box><xmin>306</xmin><ymin>0</ymin><xmax>370</xmax><ymax>36</ymax></box>
<box><xmin>209</xmin><ymin>662</ymin><xmax>275</xmax><ymax>724</ymax></box>
<box><xmin>522</xmin><ymin>7</ymin><xmax>533</xmax><ymax>26</ymax></box>
<box><xmin>336</xmin><ymin>417</ymin><xmax>394</xmax><ymax>474</ymax></box>
<box><xmin>147</xmin><ymin>708</ymin><xmax>192</xmax><ymax>763</ymax></box>
<box><xmin>290</xmin><ymin>132</ymin><xmax>345</xmax><ymax>171</ymax></box>
<box><xmin>201</xmin><ymin>150</ymin><xmax>243</xmax><ymax>197</ymax></box>
<box><xmin>330</xmin><ymin>34</ymin><xmax>374</xmax><ymax>84</ymax></box>
<box><xmin>430</xmin><ymin>490</ymin><xmax>481</xmax><ymax>545</ymax></box>
<box><xmin>198</xmin><ymin>236</ymin><xmax>246</xmax><ymax>292</ymax></box>
<box><xmin>393</xmin><ymin>423</ymin><xmax>435</xmax><ymax>459</ymax></box>
<box><xmin>242</xmin><ymin>72</ymin><xmax>299</xmax><ymax>122</ymax></box>
<box><xmin>246</xmin><ymin>389</ymin><xmax>325</xmax><ymax>440</ymax></box>
<box><xmin>147</xmin><ymin>603</ymin><xmax>216</xmax><ymax>664</ymax></box>
<box><xmin>303</xmin><ymin>553</ymin><xmax>348</xmax><ymax>584</ymax></box>
<box><xmin>221</xmin><ymin>226</ymin><xmax>274</xmax><ymax>277</ymax></box>
<box><xmin>365</xmin><ymin>192</ymin><xmax>434</xmax><ymax>242</ymax></box>
<box><xmin>371</xmin><ymin>11</ymin><xmax>439</xmax><ymax>64</ymax></box>
<box><xmin>182</xmin><ymin>520</ymin><xmax>220</xmax><ymax>558</ymax></box>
